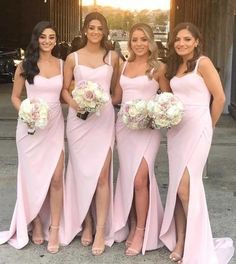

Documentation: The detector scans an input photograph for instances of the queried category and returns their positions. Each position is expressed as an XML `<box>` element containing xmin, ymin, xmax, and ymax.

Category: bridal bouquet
<box><xmin>72</xmin><ymin>80</ymin><xmax>109</xmax><ymax>120</ymax></box>
<box><xmin>18</xmin><ymin>98</ymin><xmax>49</xmax><ymax>135</ymax></box>
<box><xmin>147</xmin><ymin>92</ymin><xmax>184</xmax><ymax>129</ymax></box>
<box><xmin>119</xmin><ymin>99</ymin><xmax>150</xmax><ymax>129</ymax></box>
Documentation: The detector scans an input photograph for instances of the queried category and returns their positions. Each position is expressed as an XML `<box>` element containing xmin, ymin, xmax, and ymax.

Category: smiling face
<box><xmin>174</xmin><ymin>29</ymin><xmax>199</xmax><ymax>59</ymax></box>
<box><xmin>86</xmin><ymin>19</ymin><xmax>104</xmax><ymax>44</ymax></box>
<box><xmin>130</xmin><ymin>29</ymin><xmax>149</xmax><ymax>57</ymax></box>
<box><xmin>38</xmin><ymin>28</ymin><xmax>56</xmax><ymax>52</ymax></box>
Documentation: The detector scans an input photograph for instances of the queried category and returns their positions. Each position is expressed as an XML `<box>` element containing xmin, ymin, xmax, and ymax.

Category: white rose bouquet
<box><xmin>72</xmin><ymin>80</ymin><xmax>109</xmax><ymax>120</ymax></box>
<box><xmin>119</xmin><ymin>99</ymin><xmax>150</xmax><ymax>130</ymax></box>
<box><xmin>147</xmin><ymin>92</ymin><xmax>184</xmax><ymax>129</ymax></box>
<box><xmin>18</xmin><ymin>98</ymin><xmax>49</xmax><ymax>135</ymax></box>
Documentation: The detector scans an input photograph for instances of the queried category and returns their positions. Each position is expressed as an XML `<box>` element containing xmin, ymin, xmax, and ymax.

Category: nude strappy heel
<box><xmin>125</xmin><ymin>227</ymin><xmax>145</xmax><ymax>256</ymax></box>
<box><xmin>92</xmin><ymin>225</ymin><xmax>105</xmax><ymax>256</ymax></box>
<box><xmin>47</xmin><ymin>225</ymin><xmax>60</xmax><ymax>254</ymax></box>
<box><xmin>31</xmin><ymin>216</ymin><xmax>44</xmax><ymax>245</ymax></box>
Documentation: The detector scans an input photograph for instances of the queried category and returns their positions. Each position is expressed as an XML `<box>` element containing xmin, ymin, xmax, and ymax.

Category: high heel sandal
<box><xmin>32</xmin><ymin>216</ymin><xmax>44</xmax><ymax>245</ymax></box>
<box><xmin>81</xmin><ymin>213</ymin><xmax>93</xmax><ymax>246</ymax></box>
<box><xmin>92</xmin><ymin>225</ymin><xmax>105</xmax><ymax>256</ymax></box>
<box><xmin>81</xmin><ymin>228</ymin><xmax>93</xmax><ymax>247</ymax></box>
<box><xmin>47</xmin><ymin>225</ymin><xmax>60</xmax><ymax>254</ymax></box>
<box><xmin>125</xmin><ymin>227</ymin><xmax>145</xmax><ymax>256</ymax></box>
<box><xmin>125</xmin><ymin>221</ymin><xmax>136</xmax><ymax>248</ymax></box>
<box><xmin>169</xmin><ymin>251</ymin><xmax>183</xmax><ymax>263</ymax></box>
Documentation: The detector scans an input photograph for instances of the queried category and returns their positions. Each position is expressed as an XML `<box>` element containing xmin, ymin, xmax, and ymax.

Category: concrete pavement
<box><xmin>0</xmin><ymin>83</ymin><xmax>235</xmax><ymax>264</ymax></box>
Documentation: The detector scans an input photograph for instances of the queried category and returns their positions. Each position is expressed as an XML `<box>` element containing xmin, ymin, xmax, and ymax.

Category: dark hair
<box><xmin>80</xmin><ymin>12</ymin><xmax>111</xmax><ymax>63</ymax></box>
<box><xmin>166</xmin><ymin>22</ymin><xmax>203</xmax><ymax>80</ymax></box>
<box><xmin>21</xmin><ymin>21</ymin><xmax>59</xmax><ymax>84</ymax></box>
<box><xmin>70</xmin><ymin>36</ymin><xmax>83</xmax><ymax>53</ymax></box>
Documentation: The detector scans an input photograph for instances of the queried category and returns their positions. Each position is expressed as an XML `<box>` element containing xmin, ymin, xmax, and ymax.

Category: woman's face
<box><xmin>130</xmin><ymin>29</ymin><xmax>149</xmax><ymax>57</ymax></box>
<box><xmin>86</xmin><ymin>19</ymin><xmax>104</xmax><ymax>44</ymax></box>
<box><xmin>174</xmin><ymin>29</ymin><xmax>198</xmax><ymax>59</ymax></box>
<box><xmin>38</xmin><ymin>28</ymin><xmax>56</xmax><ymax>52</ymax></box>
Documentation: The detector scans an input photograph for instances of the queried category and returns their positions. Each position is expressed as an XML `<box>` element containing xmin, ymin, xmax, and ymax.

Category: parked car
<box><xmin>0</xmin><ymin>47</ymin><xmax>23</xmax><ymax>82</ymax></box>
<box><xmin>155</xmin><ymin>40</ymin><xmax>168</xmax><ymax>63</ymax></box>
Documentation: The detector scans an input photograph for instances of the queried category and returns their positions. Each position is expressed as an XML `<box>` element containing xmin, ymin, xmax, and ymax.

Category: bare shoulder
<box><xmin>157</xmin><ymin>61</ymin><xmax>167</xmax><ymax>72</ymax></box>
<box><xmin>154</xmin><ymin>61</ymin><xmax>166</xmax><ymax>78</ymax></box>
<box><xmin>198</xmin><ymin>56</ymin><xmax>215</xmax><ymax>70</ymax></box>
<box><xmin>111</xmin><ymin>50</ymin><xmax>119</xmax><ymax>61</ymax></box>
<box><xmin>15</xmin><ymin>62</ymin><xmax>24</xmax><ymax>75</ymax></box>
<box><xmin>64</xmin><ymin>52</ymin><xmax>76</xmax><ymax>67</ymax></box>
<box><xmin>197</xmin><ymin>56</ymin><xmax>219</xmax><ymax>78</ymax></box>
<box><xmin>66</xmin><ymin>52</ymin><xmax>75</xmax><ymax>61</ymax></box>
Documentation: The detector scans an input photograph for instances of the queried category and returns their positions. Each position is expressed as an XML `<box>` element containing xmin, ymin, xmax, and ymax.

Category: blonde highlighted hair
<box><xmin>128</xmin><ymin>23</ymin><xmax>161</xmax><ymax>79</ymax></box>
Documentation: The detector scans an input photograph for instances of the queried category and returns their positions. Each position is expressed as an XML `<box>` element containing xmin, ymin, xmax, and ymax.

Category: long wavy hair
<box><xmin>21</xmin><ymin>21</ymin><xmax>59</xmax><ymax>84</ymax></box>
<box><xmin>128</xmin><ymin>23</ymin><xmax>160</xmax><ymax>79</ymax></box>
<box><xmin>80</xmin><ymin>12</ymin><xmax>111</xmax><ymax>63</ymax></box>
<box><xmin>166</xmin><ymin>22</ymin><xmax>203</xmax><ymax>80</ymax></box>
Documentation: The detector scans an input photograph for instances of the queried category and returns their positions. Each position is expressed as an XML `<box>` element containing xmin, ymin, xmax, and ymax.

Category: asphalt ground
<box><xmin>0</xmin><ymin>83</ymin><xmax>235</xmax><ymax>264</ymax></box>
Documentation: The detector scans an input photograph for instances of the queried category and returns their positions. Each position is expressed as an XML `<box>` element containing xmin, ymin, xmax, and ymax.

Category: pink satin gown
<box><xmin>0</xmin><ymin>60</ymin><xmax>65</xmax><ymax>249</ymax></box>
<box><xmin>60</xmin><ymin>51</ymin><xmax>115</xmax><ymax>246</ymax></box>
<box><xmin>159</xmin><ymin>57</ymin><xmax>234</xmax><ymax>263</ymax></box>
<box><xmin>114</xmin><ymin>62</ymin><xmax>164</xmax><ymax>254</ymax></box>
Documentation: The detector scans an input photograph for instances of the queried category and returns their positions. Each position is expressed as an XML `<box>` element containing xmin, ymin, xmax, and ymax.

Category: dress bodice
<box><xmin>25</xmin><ymin>59</ymin><xmax>63</xmax><ymax>103</ymax></box>
<box><xmin>73</xmin><ymin>51</ymin><xmax>113</xmax><ymax>95</ymax></box>
<box><xmin>170</xmin><ymin>57</ymin><xmax>211</xmax><ymax>106</ymax></box>
<box><xmin>120</xmin><ymin>62</ymin><xmax>159</xmax><ymax>103</ymax></box>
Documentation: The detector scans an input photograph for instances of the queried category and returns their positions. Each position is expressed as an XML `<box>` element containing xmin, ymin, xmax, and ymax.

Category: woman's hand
<box><xmin>69</xmin><ymin>99</ymin><xmax>79</xmax><ymax>111</ymax></box>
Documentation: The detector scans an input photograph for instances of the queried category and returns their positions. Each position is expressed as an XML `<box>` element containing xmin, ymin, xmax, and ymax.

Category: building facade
<box><xmin>0</xmin><ymin>0</ymin><xmax>82</xmax><ymax>49</ymax></box>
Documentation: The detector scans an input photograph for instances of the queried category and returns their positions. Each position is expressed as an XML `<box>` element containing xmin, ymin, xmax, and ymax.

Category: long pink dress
<box><xmin>159</xmin><ymin>57</ymin><xmax>234</xmax><ymax>263</ymax></box>
<box><xmin>114</xmin><ymin>62</ymin><xmax>164</xmax><ymax>254</ymax></box>
<box><xmin>60</xmin><ymin>52</ymin><xmax>115</xmax><ymax>246</ymax></box>
<box><xmin>0</xmin><ymin>60</ymin><xmax>64</xmax><ymax>249</ymax></box>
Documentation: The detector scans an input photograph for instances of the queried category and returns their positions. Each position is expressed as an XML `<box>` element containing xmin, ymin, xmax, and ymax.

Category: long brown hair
<box><xmin>128</xmin><ymin>23</ymin><xmax>161</xmax><ymax>79</ymax></box>
<box><xmin>21</xmin><ymin>21</ymin><xmax>59</xmax><ymax>84</ymax></box>
<box><xmin>166</xmin><ymin>22</ymin><xmax>203</xmax><ymax>80</ymax></box>
<box><xmin>80</xmin><ymin>12</ymin><xmax>111</xmax><ymax>63</ymax></box>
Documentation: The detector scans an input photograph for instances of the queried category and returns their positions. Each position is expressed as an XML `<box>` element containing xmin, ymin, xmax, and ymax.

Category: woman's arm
<box><xmin>110</xmin><ymin>50</ymin><xmax>120</xmax><ymax>94</ymax></box>
<box><xmin>61</xmin><ymin>53</ymin><xmax>78</xmax><ymax>110</ymax></box>
<box><xmin>154</xmin><ymin>62</ymin><xmax>172</xmax><ymax>92</ymax></box>
<box><xmin>111</xmin><ymin>60</ymin><xmax>124</xmax><ymax>106</ymax></box>
<box><xmin>198</xmin><ymin>57</ymin><xmax>225</xmax><ymax>128</ymax></box>
<box><xmin>11</xmin><ymin>63</ymin><xmax>25</xmax><ymax>112</ymax></box>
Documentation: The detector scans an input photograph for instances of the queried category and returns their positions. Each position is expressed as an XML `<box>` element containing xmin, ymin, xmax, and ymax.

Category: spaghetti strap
<box><xmin>108</xmin><ymin>51</ymin><xmax>112</xmax><ymax>65</ymax></box>
<box><xmin>59</xmin><ymin>59</ymin><xmax>63</xmax><ymax>74</ymax></box>
<box><xmin>194</xmin><ymin>56</ymin><xmax>205</xmax><ymax>73</ymax></box>
<box><xmin>74</xmin><ymin>52</ymin><xmax>79</xmax><ymax>66</ymax></box>
<box><xmin>150</xmin><ymin>67</ymin><xmax>155</xmax><ymax>77</ymax></box>
<box><xmin>121</xmin><ymin>61</ymin><xmax>128</xmax><ymax>75</ymax></box>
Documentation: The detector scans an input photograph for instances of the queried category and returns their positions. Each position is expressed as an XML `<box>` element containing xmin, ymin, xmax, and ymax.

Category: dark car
<box><xmin>155</xmin><ymin>41</ymin><xmax>168</xmax><ymax>63</ymax></box>
<box><xmin>0</xmin><ymin>47</ymin><xmax>23</xmax><ymax>82</ymax></box>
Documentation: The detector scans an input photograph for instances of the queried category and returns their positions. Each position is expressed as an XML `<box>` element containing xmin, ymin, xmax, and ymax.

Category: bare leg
<box><xmin>170</xmin><ymin>168</ymin><xmax>190</xmax><ymax>263</ymax></box>
<box><xmin>125</xmin><ymin>200</ymin><xmax>136</xmax><ymax>247</ymax></box>
<box><xmin>126</xmin><ymin>158</ymin><xmax>149</xmax><ymax>256</ymax></box>
<box><xmin>92</xmin><ymin>149</ymin><xmax>112</xmax><ymax>256</ymax></box>
<box><xmin>32</xmin><ymin>215</ymin><xmax>44</xmax><ymax>245</ymax></box>
<box><xmin>81</xmin><ymin>210</ymin><xmax>93</xmax><ymax>246</ymax></box>
<box><xmin>47</xmin><ymin>151</ymin><xmax>64</xmax><ymax>254</ymax></box>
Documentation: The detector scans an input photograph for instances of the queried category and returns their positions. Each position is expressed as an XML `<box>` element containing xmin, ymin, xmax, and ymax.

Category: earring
<box><xmin>84</xmin><ymin>32</ymin><xmax>87</xmax><ymax>36</ymax></box>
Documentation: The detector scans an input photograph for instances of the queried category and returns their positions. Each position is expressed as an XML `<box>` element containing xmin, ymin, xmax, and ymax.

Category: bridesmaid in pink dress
<box><xmin>159</xmin><ymin>22</ymin><xmax>234</xmax><ymax>263</ymax></box>
<box><xmin>0</xmin><ymin>21</ymin><xmax>64</xmax><ymax>253</ymax></box>
<box><xmin>112</xmin><ymin>23</ymin><xmax>170</xmax><ymax>256</ymax></box>
<box><xmin>61</xmin><ymin>12</ymin><xmax>119</xmax><ymax>255</ymax></box>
